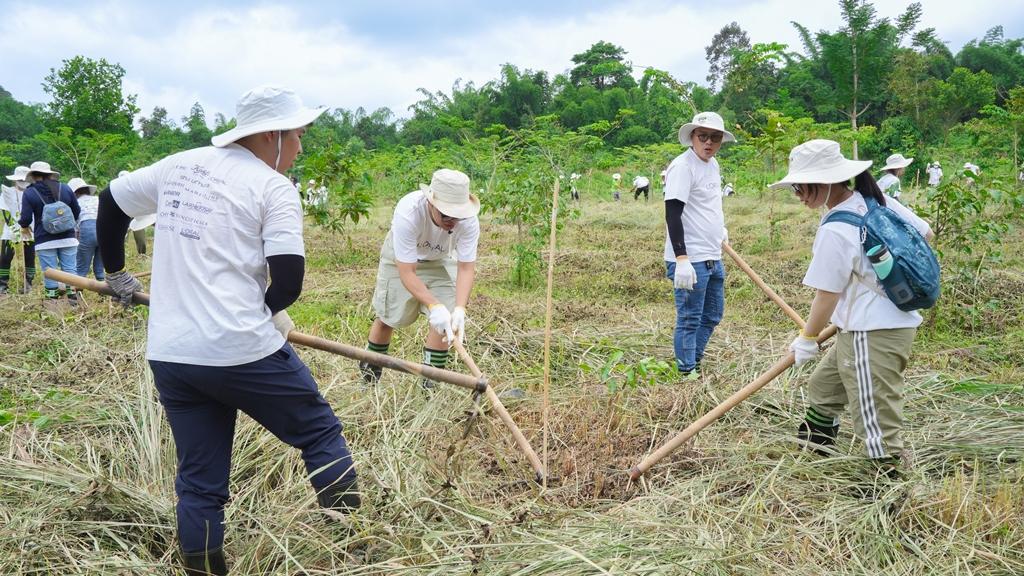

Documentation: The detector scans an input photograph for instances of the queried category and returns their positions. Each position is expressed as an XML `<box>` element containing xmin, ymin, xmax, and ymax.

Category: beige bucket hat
<box><xmin>26</xmin><ymin>161</ymin><xmax>60</xmax><ymax>178</ymax></box>
<box><xmin>5</xmin><ymin>165</ymin><xmax>29</xmax><ymax>182</ymax></box>
<box><xmin>882</xmin><ymin>153</ymin><xmax>913</xmax><ymax>171</ymax></box>
<box><xmin>211</xmin><ymin>85</ymin><xmax>326</xmax><ymax>147</ymax></box>
<box><xmin>420</xmin><ymin>169</ymin><xmax>480</xmax><ymax>219</ymax></box>
<box><xmin>769</xmin><ymin>139</ymin><xmax>872</xmax><ymax>189</ymax></box>
<box><xmin>678</xmin><ymin>111</ymin><xmax>736</xmax><ymax>146</ymax></box>
<box><xmin>67</xmin><ymin>177</ymin><xmax>97</xmax><ymax>194</ymax></box>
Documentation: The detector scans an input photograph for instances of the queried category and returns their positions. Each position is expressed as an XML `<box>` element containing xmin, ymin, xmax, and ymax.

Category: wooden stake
<box><xmin>628</xmin><ymin>325</ymin><xmax>839</xmax><ymax>481</ymax></box>
<box><xmin>541</xmin><ymin>177</ymin><xmax>560</xmax><ymax>490</ymax></box>
<box><xmin>722</xmin><ymin>242</ymin><xmax>805</xmax><ymax>329</ymax></box>
<box><xmin>452</xmin><ymin>340</ymin><xmax>545</xmax><ymax>483</ymax></box>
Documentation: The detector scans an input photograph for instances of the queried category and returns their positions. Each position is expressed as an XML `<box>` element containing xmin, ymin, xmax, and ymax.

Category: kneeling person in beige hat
<box><xmin>361</xmin><ymin>168</ymin><xmax>481</xmax><ymax>387</ymax></box>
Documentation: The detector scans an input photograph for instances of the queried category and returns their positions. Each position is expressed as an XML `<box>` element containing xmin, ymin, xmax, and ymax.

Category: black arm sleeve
<box><xmin>97</xmin><ymin>187</ymin><xmax>132</xmax><ymax>273</ymax></box>
<box><xmin>265</xmin><ymin>254</ymin><xmax>305</xmax><ymax>314</ymax></box>
<box><xmin>665</xmin><ymin>198</ymin><xmax>687</xmax><ymax>257</ymax></box>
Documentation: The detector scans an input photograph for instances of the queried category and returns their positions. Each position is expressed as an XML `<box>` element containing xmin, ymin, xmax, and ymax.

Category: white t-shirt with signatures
<box><xmin>111</xmin><ymin>144</ymin><xmax>304</xmax><ymax>366</ymax></box>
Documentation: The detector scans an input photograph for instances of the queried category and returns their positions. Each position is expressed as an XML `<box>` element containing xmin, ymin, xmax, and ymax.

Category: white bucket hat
<box><xmin>5</xmin><ymin>165</ymin><xmax>29</xmax><ymax>182</ymax></box>
<box><xmin>419</xmin><ymin>169</ymin><xmax>480</xmax><ymax>219</ymax></box>
<box><xmin>211</xmin><ymin>85</ymin><xmax>327</xmax><ymax>147</ymax></box>
<box><xmin>678</xmin><ymin>111</ymin><xmax>736</xmax><ymax>146</ymax></box>
<box><xmin>882</xmin><ymin>153</ymin><xmax>913</xmax><ymax>171</ymax></box>
<box><xmin>67</xmin><ymin>177</ymin><xmax>97</xmax><ymax>194</ymax></box>
<box><xmin>26</xmin><ymin>161</ymin><xmax>60</xmax><ymax>178</ymax></box>
<box><xmin>769</xmin><ymin>139</ymin><xmax>872</xmax><ymax>189</ymax></box>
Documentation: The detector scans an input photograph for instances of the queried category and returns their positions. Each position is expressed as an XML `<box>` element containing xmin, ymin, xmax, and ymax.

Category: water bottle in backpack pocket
<box><xmin>823</xmin><ymin>196</ymin><xmax>940</xmax><ymax>312</ymax></box>
<box><xmin>34</xmin><ymin>186</ymin><xmax>76</xmax><ymax>234</ymax></box>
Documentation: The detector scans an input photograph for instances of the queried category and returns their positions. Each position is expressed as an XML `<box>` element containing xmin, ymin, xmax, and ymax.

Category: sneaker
<box><xmin>67</xmin><ymin>292</ymin><xmax>79</xmax><ymax>307</ymax></box>
<box><xmin>0</xmin><ymin>285</ymin><xmax>8</xmax><ymax>296</ymax></box>
<box><xmin>796</xmin><ymin>419</ymin><xmax>839</xmax><ymax>455</ymax></box>
<box><xmin>679</xmin><ymin>370</ymin><xmax>700</xmax><ymax>382</ymax></box>
<box><xmin>358</xmin><ymin>361</ymin><xmax>382</xmax><ymax>384</ymax></box>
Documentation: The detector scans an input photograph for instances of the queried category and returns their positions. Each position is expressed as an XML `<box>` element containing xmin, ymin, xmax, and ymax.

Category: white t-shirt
<box><xmin>803</xmin><ymin>193</ymin><xmax>932</xmax><ymax>331</ymax></box>
<box><xmin>388</xmin><ymin>190</ymin><xmax>479</xmax><ymax>264</ymax></box>
<box><xmin>926</xmin><ymin>166</ymin><xmax>942</xmax><ymax>186</ymax></box>
<box><xmin>111</xmin><ymin>144</ymin><xmax>305</xmax><ymax>366</ymax></box>
<box><xmin>877</xmin><ymin>173</ymin><xmax>901</xmax><ymax>198</ymax></box>
<box><xmin>663</xmin><ymin>148</ymin><xmax>725</xmax><ymax>263</ymax></box>
<box><xmin>1</xmin><ymin>184</ymin><xmax>25</xmax><ymax>241</ymax></box>
<box><xmin>633</xmin><ymin>175</ymin><xmax>649</xmax><ymax>188</ymax></box>
<box><xmin>77</xmin><ymin>195</ymin><xmax>99</xmax><ymax>222</ymax></box>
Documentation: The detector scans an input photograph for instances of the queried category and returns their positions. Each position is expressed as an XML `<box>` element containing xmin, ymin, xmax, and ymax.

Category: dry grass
<box><xmin>1</xmin><ymin>192</ymin><xmax>1022</xmax><ymax>575</ymax></box>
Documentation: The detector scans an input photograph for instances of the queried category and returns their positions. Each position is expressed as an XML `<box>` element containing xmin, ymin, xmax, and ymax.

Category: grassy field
<box><xmin>1</xmin><ymin>188</ymin><xmax>1022</xmax><ymax>575</ymax></box>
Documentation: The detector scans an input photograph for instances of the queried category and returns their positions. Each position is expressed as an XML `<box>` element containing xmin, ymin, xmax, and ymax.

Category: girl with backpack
<box><xmin>18</xmin><ymin>162</ymin><xmax>81</xmax><ymax>304</ymax></box>
<box><xmin>769</xmin><ymin>140</ymin><xmax>934</xmax><ymax>474</ymax></box>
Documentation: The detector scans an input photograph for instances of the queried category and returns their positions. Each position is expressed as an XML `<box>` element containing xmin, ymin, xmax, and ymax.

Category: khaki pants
<box><xmin>371</xmin><ymin>231</ymin><xmax>457</xmax><ymax>329</ymax></box>
<box><xmin>808</xmin><ymin>328</ymin><xmax>916</xmax><ymax>459</ymax></box>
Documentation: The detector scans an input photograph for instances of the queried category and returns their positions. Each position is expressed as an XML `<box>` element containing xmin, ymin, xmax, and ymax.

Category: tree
<box><xmin>569</xmin><ymin>42</ymin><xmax>635</xmax><ymax>91</ymax></box>
<box><xmin>140</xmin><ymin>106</ymin><xmax>174</xmax><ymax>139</ymax></box>
<box><xmin>0</xmin><ymin>88</ymin><xmax>45</xmax><ymax>142</ymax></box>
<box><xmin>956</xmin><ymin>27</ymin><xmax>1024</xmax><ymax>103</ymax></box>
<box><xmin>182</xmin><ymin>102</ymin><xmax>212</xmax><ymax>148</ymax></box>
<box><xmin>42</xmin><ymin>56</ymin><xmax>139</xmax><ymax>136</ymax></box>
<box><xmin>705</xmin><ymin>22</ymin><xmax>751</xmax><ymax>91</ymax></box>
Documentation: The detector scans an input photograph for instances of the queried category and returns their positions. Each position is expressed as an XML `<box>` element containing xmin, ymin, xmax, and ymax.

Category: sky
<box><xmin>1</xmin><ymin>0</ymin><xmax>1022</xmax><ymax>127</ymax></box>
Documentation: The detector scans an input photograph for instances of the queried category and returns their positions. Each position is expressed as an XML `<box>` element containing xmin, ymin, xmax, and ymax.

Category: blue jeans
<box><xmin>149</xmin><ymin>344</ymin><xmax>356</xmax><ymax>554</ymax></box>
<box><xmin>666</xmin><ymin>259</ymin><xmax>726</xmax><ymax>372</ymax></box>
<box><xmin>76</xmin><ymin>220</ymin><xmax>104</xmax><ymax>280</ymax></box>
<box><xmin>37</xmin><ymin>245</ymin><xmax>78</xmax><ymax>293</ymax></box>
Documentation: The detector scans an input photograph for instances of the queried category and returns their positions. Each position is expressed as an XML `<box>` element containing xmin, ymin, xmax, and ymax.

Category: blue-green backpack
<box><xmin>822</xmin><ymin>195</ymin><xmax>940</xmax><ymax>312</ymax></box>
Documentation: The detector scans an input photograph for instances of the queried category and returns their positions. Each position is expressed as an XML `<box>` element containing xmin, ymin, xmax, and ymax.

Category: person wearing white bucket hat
<box><xmin>877</xmin><ymin>153</ymin><xmax>913</xmax><ymax>199</ymax></box>
<box><xmin>663</xmin><ymin>111</ymin><xmax>736</xmax><ymax>378</ymax></box>
<box><xmin>1</xmin><ymin>166</ymin><xmax>37</xmax><ymax>294</ymax></box>
<box><xmin>96</xmin><ymin>85</ymin><xmax>357</xmax><ymax>574</ymax></box>
<box><xmin>68</xmin><ymin>177</ymin><xmax>104</xmax><ymax>282</ymax></box>
<box><xmin>360</xmin><ymin>168</ymin><xmax>481</xmax><ymax>387</ymax></box>
<box><xmin>770</xmin><ymin>139</ymin><xmax>934</xmax><ymax>472</ymax></box>
<box><xmin>19</xmin><ymin>161</ymin><xmax>82</xmax><ymax>305</ymax></box>
<box><xmin>926</xmin><ymin>161</ymin><xmax>943</xmax><ymax>188</ymax></box>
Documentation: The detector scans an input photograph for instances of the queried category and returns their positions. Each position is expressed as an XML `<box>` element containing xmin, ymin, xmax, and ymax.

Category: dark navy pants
<box><xmin>149</xmin><ymin>343</ymin><xmax>356</xmax><ymax>554</ymax></box>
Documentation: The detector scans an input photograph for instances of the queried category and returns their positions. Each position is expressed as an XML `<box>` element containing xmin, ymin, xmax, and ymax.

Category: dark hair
<box><xmin>74</xmin><ymin>187</ymin><xmax>92</xmax><ymax>197</ymax></box>
<box><xmin>854</xmin><ymin>170</ymin><xmax>886</xmax><ymax>207</ymax></box>
<box><xmin>42</xmin><ymin>178</ymin><xmax>61</xmax><ymax>200</ymax></box>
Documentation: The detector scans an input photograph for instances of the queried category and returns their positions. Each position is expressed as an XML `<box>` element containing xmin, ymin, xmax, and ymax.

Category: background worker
<box><xmin>877</xmin><ymin>153</ymin><xmax>913</xmax><ymax>200</ymax></box>
<box><xmin>631</xmin><ymin>174</ymin><xmax>650</xmax><ymax>201</ymax></box>
<box><xmin>663</xmin><ymin>112</ymin><xmax>735</xmax><ymax>378</ymax></box>
<box><xmin>926</xmin><ymin>161</ymin><xmax>943</xmax><ymax>188</ymax></box>
<box><xmin>69</xmin><ymin>177</ymin><xmax>104</xmax><ymax>282</ymax></box>
<box><xmin>360</xmin><ymin>168</ymin><xmax>480</xmax><ymax>388</ymax></box>
<box><xmin>1</xmin><ymin>166</ymin><xmax>36</xmax><ymax>294</ymax></box>
<box><xmin>19</xmin><ymin>161</ymin><xmax>80</xmax><ymax>305</ymax></box>
<box><xmin>98</xmin><ymin>85</ymin><xmax>359</xmax><ymax>575</ymax></box>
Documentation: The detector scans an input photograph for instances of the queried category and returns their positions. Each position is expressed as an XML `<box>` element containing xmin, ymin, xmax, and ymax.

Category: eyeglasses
<box><xmin>694</xmin><ymin>132</ymin><xmax>724</xmax><ymax>144</ymax></box>
<box><xmin>791</xmin><ymin>184</ymin><xmax>807</xmax><ymax>195</ymax></box>
<box><xmin>440</xmin><ymin>213</ymin><xmax>462</xmax><ymax>223</ymax></box>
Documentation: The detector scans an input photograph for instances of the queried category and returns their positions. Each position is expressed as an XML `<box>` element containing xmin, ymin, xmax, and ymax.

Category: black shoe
<box><xmin>359</xmin><ymin>361</ymin><xmax>382</xmax><ymax>384</ymax></box>
<box><xmin>0</xmin><ymin>285</ymin><xmax>8</xmax><ymax>295</ymax></box>
<box><xmin>67</xmin><ymin>292</ymin><xmax>79</xmax><ymax>307</ymax></box>
<box><xmin>317</xmin><ymin>480</ymin><xmax>361</xmax><ymax>513</ymax></box>
<box><xmin>181</xmin><ymin>547</ymin><xmax>228</xmax><ymax>575</ymax></box>
<box><xmin>797</xmin><ymin>419</ymin><xmax>839</xmax><ymax>455</ymax></box>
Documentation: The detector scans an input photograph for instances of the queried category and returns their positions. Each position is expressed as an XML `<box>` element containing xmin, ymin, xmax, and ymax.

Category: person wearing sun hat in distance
<box><xmin>769</xmin><ymin>139</ymin><xmax>934</xmax><ymax>476</ymax></box>
<box><xmin>97</xmin><ymin>85</ymin><xmax>359</xmax><ymax>575</ymax></box>
<box><xmin>1</xmin><ymin>165</ymin><xmax>36</xmax><ymax>294</ymax></box>
<box><xmin>663</xmin><ymin>111</ymin><xmax>736</xmax><ymax>379</ymax></box>
<box><xmin>877</xmin><ymin>153</ymin><xmax>913</xmax><ymax>200</ymax></box>
<box><xmin>359</xmin><ymin>168</ymin><xmax>481</xmax><ymax>388</ymax></box>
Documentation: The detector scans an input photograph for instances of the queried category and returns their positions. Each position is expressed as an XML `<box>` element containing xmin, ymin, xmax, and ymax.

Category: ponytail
<box><xmin>854</xmin><ymin>170</ymin><xmax>886</xmax><ymax>207</ymax></box>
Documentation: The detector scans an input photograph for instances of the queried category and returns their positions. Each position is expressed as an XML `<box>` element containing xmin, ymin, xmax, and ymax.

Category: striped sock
<box><xmin>367</xmin><ymin>341</ymin><xmax>390</xmax><ymax>354</ymax></box>
<box><xmin>806</xmin><ymin>406</ymin><xmax>839</xmax><ymax>427</ymax></box>
<box><xmin>423</xmin><ymin>347</ymin><xmax>448</xmax><ymax>369</ymax></box>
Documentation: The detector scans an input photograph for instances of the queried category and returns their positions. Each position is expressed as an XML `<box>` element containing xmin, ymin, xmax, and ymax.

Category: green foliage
<box><xmin>42</xmin><ymin>56</ymin><xmax>139</xmax><ymax>137</ymax></box>
<box><xmin>583</xmin><ymin>349</ymin><xmax>675</xmax><ymax>393</ymax></box>
<box><xmin>36</xmin><ymin>127</ymin><xmax>131</xmax><ymax>183</ymax></box>
<box><xmin>569</xmin><ymin>41</ymin><xmax>635</xmax><ymax>91</ymax></box>
<box><xmin>300</xmin><ymin>138</ymin><xmax>373</xmax><ymax>240</ymax></box>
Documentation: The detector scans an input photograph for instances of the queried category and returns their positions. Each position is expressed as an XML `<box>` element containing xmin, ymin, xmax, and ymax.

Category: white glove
<box><xmin>790</xmin><ymin>332</ymin><xmax>820</xmax><ymax>366</ymax></box>
<box><xmin>272</xmin><ymin>310</ymin><xmax>295</xmax><ymax>339</ymax></box>
<box><xmin>673</xmin><ymin>258</ymin><xmax>696</xmax><ymax>290</ymax></box>
<box><xmin>450</xmin><ymin>306</ymin><xmax>466</xmax><ymax>345</ymax></box>
<box><xmin>722</xmin><ymin>227</ymin><xmax>729</xmax><ymax>246</ymax></box>
<box><xmin>428</xmin><ymin>304</ymin><xmax>454</xmax><ymax>345</ymax></box>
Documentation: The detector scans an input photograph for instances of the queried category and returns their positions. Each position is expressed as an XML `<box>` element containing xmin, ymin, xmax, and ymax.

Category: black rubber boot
<box><xmin>181</xmin><ymin>548</ymin><xmax>228</xmax><ymax>575</ymax></box>
<box><xmin>797</xmin><ymin>419</ymin><xmax>839</xmax><ymax>455</ymax></box>
<box><xmin>317</xmin><ymin>480</ymin><xmax>361</xmax><ymax>513</ymax></box>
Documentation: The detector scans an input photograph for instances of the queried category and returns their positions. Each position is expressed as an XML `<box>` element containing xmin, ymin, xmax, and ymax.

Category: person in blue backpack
<box><xmin>19</xmin><ymin>161</ymin><xmax>81</xmax><ymax>305</ymax></box>
<box><xmin>770</xmin><ymin>140</ymin><xmax>934</xmax><ymax>474</ymax></box>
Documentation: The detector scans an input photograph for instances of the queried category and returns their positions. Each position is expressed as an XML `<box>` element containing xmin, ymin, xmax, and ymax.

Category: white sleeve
<box><xmin>1</xmin><ymin>185</ymin><xmax>14</xmax><ymax>213</ymax></box>
<box><xmin>664</xmin><ymin>161</ymin><xmax>693</xmax><ymax>203</ymax></box>
<box><xmin>456</xmin><ymin>217</ymin><xmax>480</xmax><ymax>262</ymax></box>
<box><xmin>803</xmin><ymin>226</ymin><xmax>857</xmax><ymax>293</ymax></box>
<box><xmin>390</xmin><ymin>208</ymin><xmax>419</xmax><ymax>264</ymax></box>
<box><xmin>886</xmin><ymin>197</ymin><xmax>932</xmax><ymax>238</ymax></box>
<box><xmin>110</xmin><ymin>162</ymin><xmax>163</xmax><ymax>217</ymax></box>
<box><xmin>262</xmin><ymin>180</ymin><xmax>305</xmax><ymax>258</ymax></box>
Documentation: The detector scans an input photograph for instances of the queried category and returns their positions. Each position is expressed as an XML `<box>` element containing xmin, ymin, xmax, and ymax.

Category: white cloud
<box><xmin>1</xmin><ymin>0</ymin><xmax>1021</xmax><ymax>126</ymax></box>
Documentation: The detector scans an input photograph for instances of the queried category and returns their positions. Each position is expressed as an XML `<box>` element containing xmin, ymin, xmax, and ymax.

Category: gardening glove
<box><xmin>673</xmin><ymin>257</ymin><xmax>696</xmax><ymax>290</ymax></box>
<box><xmin>451</xmin><ymin>306</ymin><xmax>467</xmax><ymax>345</ymax></box>
<box><xmin>428</xmin><ymin>303</ymin><xmax>455</xmax><ymax>345</ymax></box>
<box><xmin>272</xmin><ymin>310</ymin><xmax>295</xmax><ymax>339</ymax></box>
<box><xmin>789</xmin><ymin>331</ymin><xmax>820</xmax><ymax>366</ymax></box>
<box><xmin>105</xmin><ymin>270</ymin><xmax>143</xmax><ymax>307</ymax></box>
<box><xmin>722</xmin><ymin>226</ymin><xmax>729</xmax><ymax>246</ymax></box>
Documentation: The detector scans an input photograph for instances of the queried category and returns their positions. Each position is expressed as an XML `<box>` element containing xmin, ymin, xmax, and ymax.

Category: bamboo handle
<box><xmin>629</xmin><ymin>324</ymin><xmax>840</xmax><ymax>480</ymax></box>
<box><xmin>722</xmin><ymin>242</ymin><xmax>805</xmax><ymax>329</ymax></box>
<box><xmin>453</xmin><ymin>340</ymin><xmax>546</xmax><ymax>482</ymax></box>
